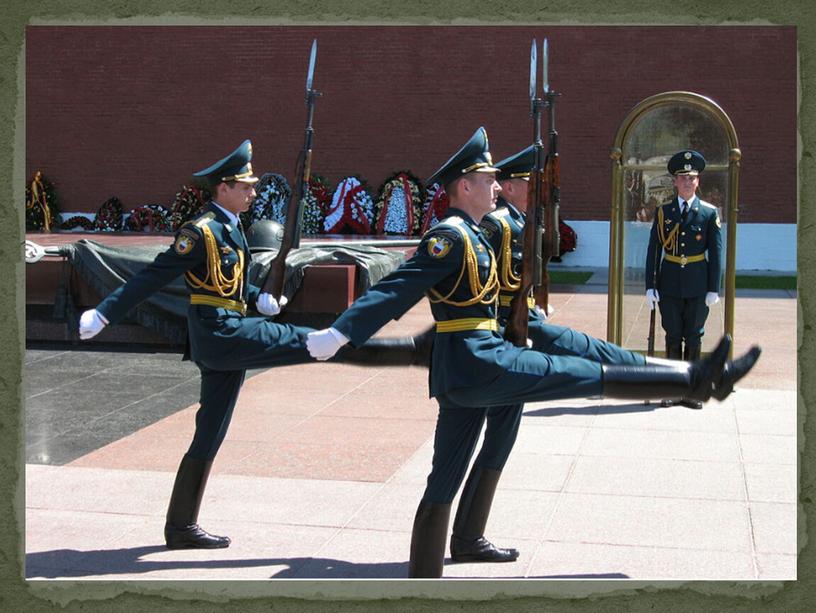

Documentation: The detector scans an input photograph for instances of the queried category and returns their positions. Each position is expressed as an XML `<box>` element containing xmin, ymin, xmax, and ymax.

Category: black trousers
<box><xmin>659</xmin><ymin>294</ymin><xmax>709</xmax><ymax>348</ymax></box>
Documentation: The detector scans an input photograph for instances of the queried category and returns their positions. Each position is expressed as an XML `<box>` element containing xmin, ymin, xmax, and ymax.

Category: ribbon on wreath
<box><xmin>419</xmin><ymin>182</ymin><xmax>450</xmax><ymax>235</ymax></box>
<box><xmin>325</xmin><ymin>176</ymin><xmax>374</xmax><ymax>234</ymax></box>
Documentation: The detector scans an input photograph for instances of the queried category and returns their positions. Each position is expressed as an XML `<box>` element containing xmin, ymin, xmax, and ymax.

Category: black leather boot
<box><xmin>337</xmin><ymin>326</ymin><xmax>434</xmax><ymax>367</ymax></box>
<box><xmin>666</xmin><ymin>341</ymin><xmax>683</xmax><ymax>360</ymax></box>
<box><xmin>605</xmin><ymin>336</ymin><xmax>761</xmax><ymax>404</ymax></box>
<box><xmin>408</xmin><ymin>500</ymin><xmax>451</xmax><ymax>578</ymax></box>
<box><xmin>680</xmin><ymin>344</ymin><xmax>704</xmax><ymax>409</ymax></box>
<box><xmin>164</xmin><ymin>454</ymin><xmax>231</xmax><ymax>549</ymax></box>
<box><xmin>603</xmin><ymin>336</ymin><xmax>730</xmax><ymax>403</ymax></box>
<box><xmin>450</xmin><ymin>467</ymin><xmax>518</xmax><ymax>563</ymax></box>
<box><xmin>712</xmin><ymin>345</ymin><xmax>763</xmax><ymax>401</ymax></box>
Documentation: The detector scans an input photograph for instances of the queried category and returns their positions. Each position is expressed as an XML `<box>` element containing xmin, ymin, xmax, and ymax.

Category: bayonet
<box><xmin>529</xmin><ymin>39</ymin><xmax>537</xmax><ymax>112</ymax></box>
<box><xmin>542</xmin><ymin>37</ymin><xmax>549</xmax><ymax>94</ymax></box>
<box><xmin>306</xmin><ymin>39</ymin><xmax>317</xmax><ymax>94</ymax></box>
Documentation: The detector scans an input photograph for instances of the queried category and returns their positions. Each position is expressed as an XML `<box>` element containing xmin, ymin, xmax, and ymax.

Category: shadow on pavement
<box><xmin>524</xmin><ymin>400</ymin><xmax>684</xmax><ymax>418</ymax></box>
<box><xmin>27</xmin><ymin>547</ymin><xmax>631</xmax><ymax>579</ymax></box>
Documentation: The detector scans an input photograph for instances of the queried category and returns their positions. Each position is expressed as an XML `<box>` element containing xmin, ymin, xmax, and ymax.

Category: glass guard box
<box><xmin>607</xmin><ymin>91</ymin><xmax>740</xmax><ymax>357</ymax></box>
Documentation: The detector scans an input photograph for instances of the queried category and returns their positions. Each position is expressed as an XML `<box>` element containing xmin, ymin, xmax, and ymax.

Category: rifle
<box><xmin>533</xmin><ymin>83</ymin><xmax>561</xmax><ymax>314</ymax></box>
<box><xmin>506</xmin><ymin>38</ymin><xmax>559</xmax><ymax>347</ymax></box>
<box><xmin>646</xmin><ymin>227</ymin><xmax>660</xmax><ymax>357</ymax></box>
<box><xmin>262</xmin><ymin>39</ymin><xmax>321</xmax><ymax>298</ymax></box>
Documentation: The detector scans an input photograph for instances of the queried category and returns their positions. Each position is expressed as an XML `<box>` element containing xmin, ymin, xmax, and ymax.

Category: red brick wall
<box><xmin>26</xmin><ymin>25</ymin><xmax>796</xmax><ymax>223</ymax></box>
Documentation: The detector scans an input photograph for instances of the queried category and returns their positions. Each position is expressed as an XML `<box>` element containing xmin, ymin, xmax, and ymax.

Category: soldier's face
<box><xmin>673</xmin><ymin>173</ymin><xmax>699</xmax><ymax>201</ymax></box>
<box><xmin>218</xmin><ymin>182</ymin><xmax>257</xmax><ymax>214</ymax></box>
<box><xmin>501</xmin><ymin>178</ymin><xmax>530</xmax><ymax>211</ymax></box>
<box><xmin>470</xmin><ymin>172</ymin><xmax>501</xmax><ymax>216</ymax></box>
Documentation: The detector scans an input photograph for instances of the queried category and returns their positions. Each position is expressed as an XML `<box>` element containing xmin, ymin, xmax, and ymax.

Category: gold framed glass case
<box><xmin>607</xmin><ymin>91</ymin><xmax>740</xmax><ymax>356</ymax></box>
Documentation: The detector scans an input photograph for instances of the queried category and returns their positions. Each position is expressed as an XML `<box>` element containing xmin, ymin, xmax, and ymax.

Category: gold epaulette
<box><xmin>427</xmin><ymin>217</ymin><xmax>499</xmax><ymax>307</ymax></box>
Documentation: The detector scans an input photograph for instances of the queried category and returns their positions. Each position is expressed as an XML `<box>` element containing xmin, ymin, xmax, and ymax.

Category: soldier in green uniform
<box><xmin>306</xmin><ymin>128</ymin><xmax>761</xmax><ymax>578</ymax></box>
<box><xmin>444</xmin><ymin>145</ymin><xmax>655</xmax><ymax>567</ymax></box>
<box><xmin>78</xmin><ymin>140</ymin><xmax>427</xmax><ymax>550</ymax></box>
<box><xmin>645</xmin><ymin>150</ymin><xmax>723</xmax><ymax>409</ymax></box>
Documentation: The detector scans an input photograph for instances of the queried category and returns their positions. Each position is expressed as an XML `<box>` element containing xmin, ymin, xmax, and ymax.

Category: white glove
<box><xmin>306</xmin><ymin>327</ymin><xmax>350</xmax><ymax>361</ymax></box>
<box><xmin>705</xmin><ymin>292</ymin><xmax>720</xmax><ymax>306</ymax></box>
<box><xmin>526</xmin><ymin>338</ymin><xmax>533</xmax><ymax>348</ymax></box>
<box><xmin>257</xmin><ymin>292</ymin><xmax>288</xmax><ymax>316</ymax></box>
<box><xmin>533</xmin><ymin>305</ymin><xmax>548</xmax><ymax>320</ymax></box>
<box><xmin>645</xmin><ymin>289</ymin><xmax>660</xmax><ymax>310</ymax></box>
<box><xmin>79</xmin><ymin>309</ymin><xmax>109</xmax><ymax>340</ymax></box>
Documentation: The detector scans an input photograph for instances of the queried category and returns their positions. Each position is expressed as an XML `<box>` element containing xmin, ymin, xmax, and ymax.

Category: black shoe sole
<box><xmin>450</xmin><ymin>553</ymin><xmax>519</xmax><ymax>563</ymax></box>
<box><xmin>165</xmin><ymin>539</ymin><xmax>231</xmax><ymax>550</ymax></box>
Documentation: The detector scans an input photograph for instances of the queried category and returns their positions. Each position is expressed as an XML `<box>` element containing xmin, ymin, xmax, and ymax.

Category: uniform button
<box><xmin>681</xmin><ymin>232</ymin><xmax>685</xmax><ymax>236</ymax></box>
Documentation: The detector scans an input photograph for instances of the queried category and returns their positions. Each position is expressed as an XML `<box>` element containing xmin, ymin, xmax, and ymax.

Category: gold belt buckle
<box><xmin>680</xmin><ymin>255</ymin><xmax>687</xmax><ymax>267</ymax></box>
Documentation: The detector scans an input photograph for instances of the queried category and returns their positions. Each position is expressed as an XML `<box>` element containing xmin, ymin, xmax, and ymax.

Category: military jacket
<box><xmin>479</xmin><ymin>198</ymin><xmax>537</xmax><ymax>325</ymax></box>
<box><xmin>645</xmin><ymin>196</ymin><xmax>723</xmax><ymax>298</ymax></box>
<box><xmin>332</xmin><ymin>207</ymin><xmax>525</xmax><ymax>397</ymax></box>
<box><xmin>96</xmin><ymin>202</ymin><xmax>261</xmax><ymax>362</ymax></box>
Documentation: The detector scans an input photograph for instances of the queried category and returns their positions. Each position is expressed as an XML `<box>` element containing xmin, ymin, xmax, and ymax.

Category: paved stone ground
<box><xmin>24</xmin><ymin>278</ymin><xmax>797</xmax><ymax>583</ymax></box>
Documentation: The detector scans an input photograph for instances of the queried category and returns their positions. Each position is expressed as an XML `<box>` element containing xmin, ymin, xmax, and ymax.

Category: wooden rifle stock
<box><xmin>505</xmin><ymin>168</ymin><xmax>545</xmax><ymax>347</ymax></box>
<box><xmin>534</xmin><ymin>150</ymin><xmax>560</xmax><ymax>313</ymax></box>
<box><xmin>534</xmin><ymin>93</ymin><xmax>561</xmax><ymax>314</ymax></box>
<box><xmin>261</xmin><ymin>148</ymin><xmax>312</xmax><ymax>298</ymax></box>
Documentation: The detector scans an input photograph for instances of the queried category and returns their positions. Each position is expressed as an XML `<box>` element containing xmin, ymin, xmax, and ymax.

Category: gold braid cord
<box><xmin>428</xmin><ymin>220</ymin><xmax>499</xmax><ymax>307</ymax></box>
<box><xmin>494</xmin><ymin>212</ymin><xmax>520</xmax><ymax>291</ymax></box>
<box><xmin>656</xmin><ymin>205</ymin><xmax>680</xmax><ymax>256</ymax></box>
<box><xmin>27</xmin><ymin>171</ymin><xmax>54</xmax><ymax>232</ymax></box>
<box><xmin>185</xmin><ymin>225</ymin><xmax>244</xmax><ymax>298</ymax></box>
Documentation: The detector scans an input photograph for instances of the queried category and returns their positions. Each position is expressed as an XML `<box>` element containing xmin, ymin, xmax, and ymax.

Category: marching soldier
<box><xmin>645</xmin><ymin>150</ymin><xmax>723</xmax><ymax>409</ymax></box>
<box><xmin>306</xmin><ymin>128</ymin><xmax>761</xmax><ymax>578</ymax></box>
<box><xmin>78</xmin><ymin>140</ymin><xmax>427</xmax><ymax>550</ymax></box>
<box><xmin>446</xmin><ymin>146</ymin><xmax>659</xmax><ymax>568</ymax></box>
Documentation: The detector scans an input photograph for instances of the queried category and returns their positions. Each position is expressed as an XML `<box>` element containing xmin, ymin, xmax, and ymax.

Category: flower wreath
<box><xmin>300</xmin><ymin>174</ymin><xmax>332</xmax><ymax>235</ymax></box>
<box><xmin>124</xmin><ymin>204</ymin><xmax>173</xmax><ymax>233</ymax></box>
<box><xmin>60</xmin><ymin>216</ymin><xmax>94</xmax><ymax>231</ymax></box>
<box><xmin>419</xmin><ymin>182</ymin><xmax>450</xmax><ymax>234</ymax></box>
<box><xmin>93</xmin><ymin>197</ymin><xmax>124</xmax><ymax>232</ymax></box>
<box><xmin>373</xmin><ymin>170</ymin><xmax>425</xmax><ymax>236</ymax></box>
<box><xmin>324</xmin><ymin>176</ymin><xmax>374</xmax><ymax>235</ymax></box>
<box><xmin>25</xmin><ymin>171</ymin><xmax>60</xmax><ymax>232</ymax></box>
<box><xmin>169</xmin><ymin>184</ymin><xmax>211</xmax><ymax>230</ymax></box>
<box><xmin>240</xmin><ymin>172</ymin><xmax>292</xmax><ymax>229</ymax></box>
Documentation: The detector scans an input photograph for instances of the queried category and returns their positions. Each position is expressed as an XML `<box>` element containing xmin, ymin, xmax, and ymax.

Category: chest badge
<box><xmin>427</xmin><ymin>236</ymin><xmax>452</xmax><ymax>258</ymax></box>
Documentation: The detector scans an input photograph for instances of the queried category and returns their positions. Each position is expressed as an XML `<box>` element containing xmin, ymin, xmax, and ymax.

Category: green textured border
<box><xmin>3</xmin><ymin>1</ymin><xmax>811</xmax><ymax>611</ymax></box>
